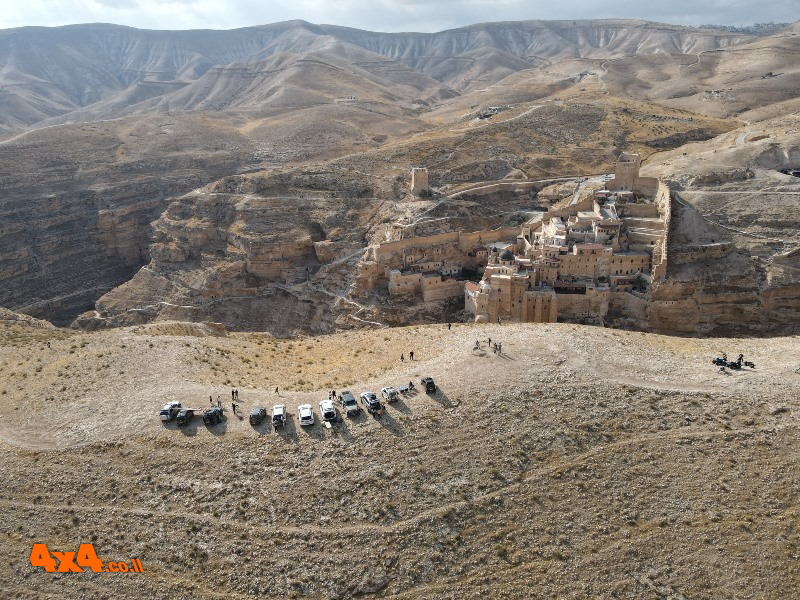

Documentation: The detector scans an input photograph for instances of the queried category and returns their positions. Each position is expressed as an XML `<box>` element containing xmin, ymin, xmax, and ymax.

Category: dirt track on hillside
<box><xmin>0</xmin><ymin>319</ymin><xmax>797</xmax><ymax>598</ymax></box>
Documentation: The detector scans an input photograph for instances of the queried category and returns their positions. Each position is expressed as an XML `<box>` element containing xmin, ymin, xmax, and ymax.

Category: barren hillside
<box><xmin>0</xmin><ymin>313</ymin><xmax>798</xmax><ymax>597</ymax></box>
<box><xmin>0</xmin><ymin>18</ymin><xmax>798</xmax><ymax>337</ymax></box>
<box><xmin>0</xmin><ymin>20</ymin><xmax>756</xmax><ymax>132</ymax></box>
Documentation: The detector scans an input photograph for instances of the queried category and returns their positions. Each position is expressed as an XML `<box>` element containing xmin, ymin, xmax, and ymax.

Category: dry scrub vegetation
<box><xmin>0</xmin><ymin>314</ymin><xmax>798</xmax><ymax>598</ymax></box>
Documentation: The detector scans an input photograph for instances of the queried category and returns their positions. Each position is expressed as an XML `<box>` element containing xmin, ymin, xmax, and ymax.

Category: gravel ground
<box><xmin>0</xmin><ymin>317</ymin><xmax>798</xmax><ymax>599</ymax></box>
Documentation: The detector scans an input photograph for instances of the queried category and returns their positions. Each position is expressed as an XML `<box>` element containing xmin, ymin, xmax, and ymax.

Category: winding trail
<box><xmin>0</xmin><ymin>422</ymin><xmax>785</xmax><ymax>536</ymax></box>
<box><xmin>673</xmin><ymin>193</ymin><xmax>799</xmax><ymax>245</ymax></box>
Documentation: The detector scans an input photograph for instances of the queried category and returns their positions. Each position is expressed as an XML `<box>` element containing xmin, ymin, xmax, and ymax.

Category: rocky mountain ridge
<box><xmin>0</xmin><ymin>19</ymin><xmax>757</xmax><ymax>132</ymax></box>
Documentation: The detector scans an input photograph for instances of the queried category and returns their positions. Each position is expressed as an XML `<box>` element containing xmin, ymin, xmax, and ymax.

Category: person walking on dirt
<box><xmin>209</xmin><ymin>395</ymin><xmax>213</xmax><ymax>405</ymax></box>
<box><xmin>231</xmin><ymin>389</ymin><xmax>235</xmax><ymax>401</ymax></box>
<box><xmin>409</xmin><ymin>351</ymin><xmax>414</xmax><ymax>361</ymax></box>
<box><xmin>232</xmin><ymin>402</ymin><xmax>236</xmax><ymax>415</ymax></box>
<box><xmin>401</xmin><ymin>353</ymin><xmax>405</xmax><ymax>362</ymax></box>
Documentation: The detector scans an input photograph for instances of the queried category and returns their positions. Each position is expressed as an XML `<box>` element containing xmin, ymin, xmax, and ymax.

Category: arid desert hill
<box><xmin>0</xmin><ymin>18</ymin><xmax>799</xmax><ymax>335</ymax></box>
<box><xmin>0</xmin><ymin>311</ymin><xmax>798</xmax><ymax>597</ymax></box>
<box><xmin>0</xmin><ymin>19</ymin><xmax>758</xmax><ymax>132</ymax></box>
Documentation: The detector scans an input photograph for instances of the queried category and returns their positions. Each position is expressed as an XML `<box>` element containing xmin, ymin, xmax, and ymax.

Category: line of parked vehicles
<box><xmin>159</xmin><ymin>377</ymin><xmax>437</xmax><ymax>429</ymax></box>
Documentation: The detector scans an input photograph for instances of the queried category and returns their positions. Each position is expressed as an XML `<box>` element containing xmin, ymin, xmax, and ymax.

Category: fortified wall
<box><xmin>361</xmin><ymin>226</ymin><xmax>523</xmax><ymax>303</ymax></box>
<box><xmin>375</xmin><ymin>226</ymin><xmax>521</xmax><ymax>262</ymax></box>
<box><xmin>650</xmin><ymin>181</ymin><xmax>671</xmax><ymax>283</ymax></box>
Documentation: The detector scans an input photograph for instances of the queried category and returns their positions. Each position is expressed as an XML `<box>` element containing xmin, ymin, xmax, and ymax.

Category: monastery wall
<box><xmin>522</xmin><ymin>290</ymin><xmax>558</xmax><ymax>323</ymax></box>
<box><xmin>651</xmin><ymin>181</ymin><xmax>671</xmax><ymax>283</ymax></box>
<box><xmin>559</xmin><ymin>252</ymin><xmax>609</xmax><ymax>278</ymax></box>
<box><xmin>556</xmin><ymin>289</ymin><xmax>610</xmax><ymax>322</ymax></box>
<box><xmin>617</xmin><ymin>204</ymin><xmax>661</xmax><ymax>219</ymax></box>
<box><xmin>545</xmin><ymin>196</ymin><xmax>595</xmax><ymax>220</ymax></box>
<box><xmin>376</xmin><ymin>227</ymin><xmax>521</xmax><ymax>261</ymax></box>
<box><xmin>450</xmin><ymin>181</ymin><xmax>539</xmax><ymax>198</ymax></box>
<box><xmin>389</xmin><ymin>270</ymin><xmax>422</xmax><ymax>296</ymax></box>
<box><xmin>633</xmin><ymin>177</ymin><xmax>660</xmax><ymax>198</ymax></box>
<box><xmin>377</xmin><ymin>231</ymin><xmax>460</xmax><ymax>258</ymax></box>
<box><xmin>422</xmin><ymin>278</ymin><xmax>464</xmax><ymax>302</ymax></box>
<box><xmin>608</xmin><ymin>291</ymin><xmax>650</xmax><ymax>326</ymax></box>
<box><xmin>459</xmin><ymin>226</ymin><xmax>522</xmax><ymax>249</ymax></box>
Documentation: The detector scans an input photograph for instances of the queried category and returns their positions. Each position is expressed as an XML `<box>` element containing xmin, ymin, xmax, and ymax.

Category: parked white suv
<box><xmin>319</xmin><ymin>398</ymin><xmax>337</xmax><ymax>422</ymax></box>
<box><xmin>159</xmin><ymin>401</ymin><xmax>182</xmax><ymax>421</ymax></box>
<box><xmin>381</xmin><ymin>387</ymin><xmax>398</xmax><ymax>402</ymax></box>
<box><xmin>298</xmin><ymin>404</ymin><xmax>315</xmax><ymax>426</ymax></box>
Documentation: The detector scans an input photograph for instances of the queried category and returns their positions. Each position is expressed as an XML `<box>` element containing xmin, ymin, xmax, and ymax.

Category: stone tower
<box><xmin>411</xmin><ymin>167</ymin><xmax>429</xmax><ymax>196</ymax></box>
<box><xmin>610</xmin><ymin>152</ymin><xmax>641</xmax><ymax>191</ymax></box>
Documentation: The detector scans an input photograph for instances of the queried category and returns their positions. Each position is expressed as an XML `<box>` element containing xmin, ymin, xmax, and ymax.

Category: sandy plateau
<box><xmin>0</xmin><ymin>313</ymin><xmax>798</xmax><ymax>598</ymax></box>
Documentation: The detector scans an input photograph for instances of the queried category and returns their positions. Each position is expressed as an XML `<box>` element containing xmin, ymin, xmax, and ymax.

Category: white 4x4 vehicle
<box><xmin>381</xmin><ymin>387</ymin><xmax>398</xmax><ymax>402</ymax></box>
<box><xmin>159</xmin><ymin>401</ymin><xmax>182</xmax><ymax>421</ymax></box>
<box><xmin>298</xmin><ymin>404</ymin><xmax>315</xmax><ymax>426</ymax></box>
<box><xmin>319</xmin><ymin>398</ymin><xmax>337</xmax><ymax>422</ymax></box>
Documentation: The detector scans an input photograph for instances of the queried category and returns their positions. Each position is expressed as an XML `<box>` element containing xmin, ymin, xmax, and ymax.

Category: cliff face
<box><xmin>649</xmin><ymin>261</ymin><xmax>800</xmax><ymax>336</ymax></box>
<box><xmin>0</xmin><ymin>187</ymin><xmax>164</xmax><ymax>325</ymax></box>
<box><xmin>0</xmin><ymin>113</ymin><xmax>253</xmax><ymax>324</ymax></box>
<box><xmin>79</xmin><ymin>178</ymin><xmax>399</xmax><ymax>334</ymax></box>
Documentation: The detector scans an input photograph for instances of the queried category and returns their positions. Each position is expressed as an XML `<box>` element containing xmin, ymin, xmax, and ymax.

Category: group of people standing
<box><xmin>208</xmin><ymin>388</ymin><xmax>241</xmax><ymax>413</ymax></box>
<box><xmin>473</xmin><ymin>337</ymin><xmax>502</xmax><ymax>354</ymax></box>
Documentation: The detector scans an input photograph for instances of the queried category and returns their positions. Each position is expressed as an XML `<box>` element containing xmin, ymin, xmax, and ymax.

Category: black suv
<box><xmin>339</xmin><ymin>391</ymin><xmax>361</xmax><ymax>417</ymax></box>
<box><xmin>203</xmin><ymin>406</ymin><xmax>224</xmax><ymax>425</ymax></box>
<box><xmin>176</xmin><ymin>409</ymin><xmax>195</xmax><ymax>426</ymax></box>
<box><xmin>249</xmin><ymin>407</ymin><xmax>267</xmax><ymax>425</ymax></box>
<box><xmin>421</xmin><ymin>377</ymin><xmax>437</xmax><ymax>393</ymax></box>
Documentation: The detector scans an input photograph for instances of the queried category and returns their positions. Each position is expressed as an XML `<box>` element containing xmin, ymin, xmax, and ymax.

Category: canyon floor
<box><xmin>0</xmin><ymin>312</ymin><xmax>798</xmax><ymax>598</ymax></box>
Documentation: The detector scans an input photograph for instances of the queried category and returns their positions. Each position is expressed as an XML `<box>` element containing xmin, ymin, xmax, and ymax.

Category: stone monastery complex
<box><xmin>367</xmin><ymin>153</ymin><xmax>670</xmax><ymax>326</ymax></box>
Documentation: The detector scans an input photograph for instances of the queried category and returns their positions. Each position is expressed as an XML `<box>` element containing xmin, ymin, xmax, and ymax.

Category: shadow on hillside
<box><xmin>206</xmin><ymin>417</ymin><xmax>228</xmax><ymax>436</ymax></box>
<box><xmin>177</xmin><ymin>419</ymin><xmax>199</xmax><ymax>437</ymax></box>
<box><xmin>251</xmin><ymin>419</ymin><xmax>272</xmax><ymax>435</ymax></box>
<box><xmin>430</xmin><ymin>390</ymin><xmax>460</xmax><ymax>409</ymax></box>
<box><xmin>330</xmin><ymin>419</ymin><xmax>355</xmax><ymax>442</ymax></box>
<box><xmin>347</xmin><ymin>408</ymin><xmax>369</xmax><ymax>425</ymax></box>
<box><xmin>300</xmin><ymin>419</ymin><xmax>325</xmax><ymax>441</ymax></box>
<box><xmin>388</xmin><ymin>397</ymin><xmax>411</xmax><ymax>415</ymax></box>
<box><xmin>376</xmin><ymin>411</ymin><xmax>404</xmax><ymax>436</ymax></box>
<box><xmin>275</xmin><ymin>414</ymin><xmax>299</xmax><ymax>444</ymax></box>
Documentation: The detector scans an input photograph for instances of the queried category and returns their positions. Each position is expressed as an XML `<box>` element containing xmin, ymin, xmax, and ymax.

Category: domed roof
<box><xmin>499</xmin><ymin>249</ymin><xmax>514</xmax><ymax>261</ymax></box>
